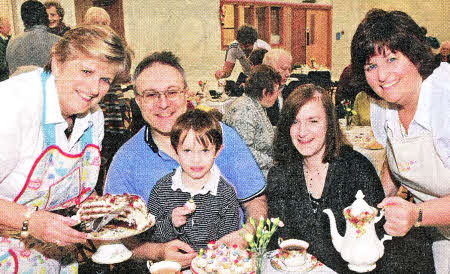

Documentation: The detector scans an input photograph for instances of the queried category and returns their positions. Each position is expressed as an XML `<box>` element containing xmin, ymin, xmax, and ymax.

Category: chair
<box><xmin>307</xmin><ymin>71</ymin><xmax>332</xmax><ymax>90</ymax></box>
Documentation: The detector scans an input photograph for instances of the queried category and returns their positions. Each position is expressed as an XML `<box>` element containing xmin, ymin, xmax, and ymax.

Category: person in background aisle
<box><xmin>44</xmin><ymin>1</ymin><xmax>70</xmax><ymax>37</ymax></box>
<box><xmin>6</xmin><ymin>0</ymin><xmax>60</xmax><ymax>75</ymax></box>
<box><xmin>148</xmin><ymin>109</ymin><xmax>240</xmax><ymax>252</ymax></box>
<box><xmin>0</xmin><ymin>16</ymin><xmax>11</xmax><ymax>81</ymax></box>
<box><xmin>84</xmin><ymin>6</ymin><xmax>111</xmax><ymax>26</ymax></box>
<box><xmin>223</xmin><ymin>65</ymin><xmax>281</xmax><ymax>178</ymax></box>
<box><xmin>234</xmin><ymin>48</ymin><xmax>268</xmax><ymax>96</ymax></box>
<box><xmin>215</xmin><ymin>25</ymin><xmax>270</xmax><ymax>80</ymax></box>
<box><xmin>0</xmin><ymin>24</ymin><xmax>132</xmax><ymax>273</ymax></box>
<box><xmin>262</xmin><ymin>48</ymin><xmax>293</xmax><ymax>126</ymax></box>
<box><xmin>104</xmin><ymin>51</ymin><xmax>266</xmax><ymax>268</ymax></box>
<box><xmin>351</xmin><ymin>9</ymin><xmax>449</xmax><ymax>273</ymax></box>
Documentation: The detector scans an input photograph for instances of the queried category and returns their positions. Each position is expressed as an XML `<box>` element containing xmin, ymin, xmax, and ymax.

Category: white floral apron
<box><xmin>0</xmin><ymin>72</ymin><xmax>101</xmax><ymax>274</ymax></box>
<box><xmin>386</xmin><ymin>124</ymin><xmax>450</xmax><ymax>273</ymax></box>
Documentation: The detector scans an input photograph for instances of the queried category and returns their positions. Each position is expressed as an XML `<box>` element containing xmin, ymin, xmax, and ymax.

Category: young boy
<box><xmin>147</xmin><ymin>109</ymin><xmax>241</xmax><ymax>252</ymax></box>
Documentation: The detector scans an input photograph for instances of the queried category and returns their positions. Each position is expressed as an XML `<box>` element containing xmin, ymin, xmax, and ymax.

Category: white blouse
<box><xmin>370</xmin><ymin>62</ymin><xmax>450</xmax><ymax>169</ymax></box>
<box><xmin>0</xmin><ymin>69</ymin><xmax>104</xmax><ymax>201</ymax></box>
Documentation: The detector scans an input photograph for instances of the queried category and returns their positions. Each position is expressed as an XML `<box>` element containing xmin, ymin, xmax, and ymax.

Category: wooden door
<box><xmin>305</xmin><ymin>9</ymin><xmax>331</xmax><ymax>68</ymax></box>
<box><xmin>291</xmin><ymin>8</ymin><xmax>306</xmax><ymax>65</ymax></box>
<box><xmin>74</xmin><ymin>0</ymin><xmax>125</xmax><ymax>40</ymax></box>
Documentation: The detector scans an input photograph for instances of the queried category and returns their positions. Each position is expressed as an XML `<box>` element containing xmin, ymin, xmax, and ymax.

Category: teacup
<box><xmin>147</xmin><ymin>260</ymin><xmax>181</xmax><ymax>274</ymax></box>
<box><xmin>278</xmin><ymin>239</ymin><xmax>310</xmax><ymax>267</ymax></box>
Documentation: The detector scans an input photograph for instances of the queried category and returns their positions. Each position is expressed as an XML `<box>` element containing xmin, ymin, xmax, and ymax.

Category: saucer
<box><xmin>270</xmin><ymin>251</ymin><xmax>318</xmax><ymax>273</ymax></box>
<box><xmin>91</xmin><ymin>242</ymin><xmax>132</xmax><ymax>264</ymax></box>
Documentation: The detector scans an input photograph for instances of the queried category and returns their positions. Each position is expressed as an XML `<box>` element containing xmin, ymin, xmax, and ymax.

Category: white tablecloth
<box><xmin>292</xmin><ymin>65</ymin><xmax>330</xmax><ymax>75</ymax></box>
<box><xmin>200</xmin><ymin>95</ymin><xmax>238</xmax><ymax>114</ymax></box>
<box><xmin>181</xmin><ymin>250</ymin><xmax>336</xmax><ymax>273</ymax></box>
<box><xmin>264</xmin><ymin>250</ymin><xmax>336</xmax><ymax>273</ymax></box>
<box><xmin>341</xmin><ymin>125</ymin><xmax>386</xmax><ymax>176</ymax></box>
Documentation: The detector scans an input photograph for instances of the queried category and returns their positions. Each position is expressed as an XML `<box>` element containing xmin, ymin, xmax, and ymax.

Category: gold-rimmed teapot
<box><xmin>323</xmin><ymin>190</ymin><xmax>392</xmax><ymax>273</ymax></box>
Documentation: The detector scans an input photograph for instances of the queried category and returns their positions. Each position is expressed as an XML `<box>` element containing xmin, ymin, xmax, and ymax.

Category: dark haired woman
<box><xmin>266</xmin><ymin>84</ymin><xmax>386</xmax><ymax>272</ymax></box>
<box><xmin>223</xmin><ymin>64</ymin><xmax>281</xmax><ymax>178</ymax></box>
<box><xmin>351</xmin><ymin>9</ymin><xmax>449</xmax><ymax>273</ymax></box>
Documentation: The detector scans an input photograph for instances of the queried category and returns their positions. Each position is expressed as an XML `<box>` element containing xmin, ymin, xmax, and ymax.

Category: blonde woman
<box><xmin>84</xmin><ymin>6</ymin><xmax>111</xmax><ymax>26</ymax></box>
<box><xmin>0</xmin><ymin>25</ymin><xmax>131</xmax><ymax>273</ymax></box>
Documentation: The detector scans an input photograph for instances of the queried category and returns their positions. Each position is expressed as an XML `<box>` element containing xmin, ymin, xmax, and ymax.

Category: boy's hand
<box><xmin>172</xmin><ymin>206</ymin><xmax>195</xmax><ymax>228</ymax></box>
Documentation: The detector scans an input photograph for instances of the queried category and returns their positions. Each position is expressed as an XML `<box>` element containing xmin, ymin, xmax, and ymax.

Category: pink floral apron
<box><xmin>0</xmin><ymin>72</ymin><xmax>101</xmax><ymax>273</ymax></box>
<box><xmin>386</xmin><ymin>123</ymin><xmax>450</xmax><ymax>273</ymax></box>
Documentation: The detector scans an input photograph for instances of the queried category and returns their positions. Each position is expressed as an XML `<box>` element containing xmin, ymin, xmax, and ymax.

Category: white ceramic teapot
<box><xmin>323</xmin><ymin>190</ymin><xmax>392</xmax><ymax>273</ymax></box>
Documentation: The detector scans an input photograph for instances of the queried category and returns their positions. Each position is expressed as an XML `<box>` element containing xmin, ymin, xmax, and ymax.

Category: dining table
<box><xmin>179</xmin><ymin>250</ymin><xmax>337</xmax><ymax>273</ymax></box>
<box><xmin>340</xmin><ymin>124</ymin><xmax>386</xmax><ymax>176</ymax></box>
<box><xmin>199</xmin><ymin>93</ymin><xmax>238</xmax><ymax>114</ymax></box>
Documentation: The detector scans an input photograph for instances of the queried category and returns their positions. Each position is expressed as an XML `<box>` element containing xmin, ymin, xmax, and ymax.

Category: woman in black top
<box><xmin>267</xmin><ymin>84</ymin><xmax>434</xmax><ymax>273</ymax></box>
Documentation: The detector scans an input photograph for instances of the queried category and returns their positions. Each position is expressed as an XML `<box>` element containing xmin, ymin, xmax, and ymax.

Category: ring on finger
<box><xmin>55</xmin><ymin>240</ymin><xmax>61</xmax><ymax>245</ymax></box>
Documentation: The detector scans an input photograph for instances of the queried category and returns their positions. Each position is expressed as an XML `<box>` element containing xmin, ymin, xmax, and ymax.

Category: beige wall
<box><xmin>6</xmin><ymin>0</ymin><xmax>449</xmax><ymax>88</ymax></box>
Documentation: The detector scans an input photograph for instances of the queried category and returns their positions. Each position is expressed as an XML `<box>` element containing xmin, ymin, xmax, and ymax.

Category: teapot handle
<box><xmin>278</xmin><ymin>237</ymin><xmax>283</xmax><ymax>246</ymax></box>
<box><xmin>374</xmin><ymin>209</ymin><xmax>385</xmax><ymax>223</ymax></box>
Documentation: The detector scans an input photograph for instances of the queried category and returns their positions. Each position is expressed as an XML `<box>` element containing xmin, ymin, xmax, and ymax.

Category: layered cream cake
<box><xmin>191</xmin><ymin>241</ymin><xmax>255</xmax><ymax>274</ymax></box>
<box><xmin>77</xmin><ymin>193</ymin><xmax>154</xmax><ymax>231</ymax></box>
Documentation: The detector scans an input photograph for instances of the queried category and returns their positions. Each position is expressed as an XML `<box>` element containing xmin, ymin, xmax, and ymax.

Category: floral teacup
<box><xmin>278</xmin><ymin>239</ymin><xmax>310</xmax><ymax>267</ymax></box>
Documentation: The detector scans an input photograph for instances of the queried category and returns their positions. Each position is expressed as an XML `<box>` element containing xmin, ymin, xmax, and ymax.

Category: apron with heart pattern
<box><xmin>0</xmin><ymin>72</ymin><xmax>101</xmax><ymax>273</ymax></box>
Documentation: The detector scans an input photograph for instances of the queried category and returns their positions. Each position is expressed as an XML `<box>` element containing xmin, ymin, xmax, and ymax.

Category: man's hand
<box><xmin>216</xmin><ymin>227</ymin><xmax>249</xmax><ymax>249</ymax></box>
<box><xmin>162</xmin><ymin>239</ymin><xmax>197</xmax><ymax>268</ymax></box>
<box><xmin>215</xmin><ymin>70</ymin><xmax>225</xmax><ymax>80</ymax></box>
<box><xmin>215</xmin><ymin>62</ymin><xmax>235</xmax><ymax>80</ymax></box>
<box><xmin>172</xmin><ymin>206</ymin><xmax>194</xmax><ymax>228</ymax></box>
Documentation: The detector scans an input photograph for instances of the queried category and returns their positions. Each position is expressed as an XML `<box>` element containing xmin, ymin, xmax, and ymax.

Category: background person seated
<box><xmin>351</xmin><ymin>91</ymin><xmax>371</xmax><ymax>126</ymax></box>
<box><xmin>262</xmin><ymin>48</ymin><xmax>293</xmax><ymax>126</ymax></box>
<box><xmin>335</xmin><ymin>64</ymin><xmax>360</xmax><ymax>118</ymax></box>
<box><xmin>223</xmin><ymin>65</ymin><xmax>281</xmax><ymax>178</ymax></box>
<box><xmin>434</xmin><ymin>40</ymin><xmax>449</xmax><ymax>64</ymax></box>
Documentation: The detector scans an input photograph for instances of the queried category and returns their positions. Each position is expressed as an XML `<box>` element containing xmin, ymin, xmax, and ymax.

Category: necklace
<box><xmin>303</xmin><ymin>162</ymin><xmax>329</xmax><ymax>213</ymax></box>
<box><xmin>307</xmin><ymin>192</ymin><xmax>321</xmax><ymax>213</ymax></box>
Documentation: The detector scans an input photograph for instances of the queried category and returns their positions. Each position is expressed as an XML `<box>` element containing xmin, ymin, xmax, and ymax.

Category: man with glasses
<box><xmin>104</xmin><ymin>51</ymin><xmax>266</xmax><ymax>268</ymax></box>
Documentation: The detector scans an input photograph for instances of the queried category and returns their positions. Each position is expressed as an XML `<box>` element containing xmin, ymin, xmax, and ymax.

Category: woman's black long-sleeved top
<box><xmin>267</xmin><ymin>145</ymin><xmax>434</xmax><ymax>273</ymax></box>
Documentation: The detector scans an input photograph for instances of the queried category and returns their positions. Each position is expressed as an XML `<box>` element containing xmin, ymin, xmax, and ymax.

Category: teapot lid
<box><xmin>348</xmin><ymin>190</ymin><xmax>376</xmax><ymax>216</ymax></box>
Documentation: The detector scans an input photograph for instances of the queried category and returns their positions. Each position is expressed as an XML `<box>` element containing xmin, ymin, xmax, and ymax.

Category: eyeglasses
<box><xmin>137</xmin><ymin>88</ymin><xmax>185</xmax><ymax>103</ymax></box>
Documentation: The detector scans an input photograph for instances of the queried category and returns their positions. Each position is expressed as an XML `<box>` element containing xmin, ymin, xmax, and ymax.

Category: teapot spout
<box><xmin>323</xmin><ymin>208</ymin><xmax>343</xmax><ymax>252</ymax></box>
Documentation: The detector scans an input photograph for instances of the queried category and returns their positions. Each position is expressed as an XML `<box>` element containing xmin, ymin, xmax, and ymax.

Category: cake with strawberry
<box><xmin>191</xmin><ymin>241</ymin><xmax>255</xmax><ymax>274</ymax></box>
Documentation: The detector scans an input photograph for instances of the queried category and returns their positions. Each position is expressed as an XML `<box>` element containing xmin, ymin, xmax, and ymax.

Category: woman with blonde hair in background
<box><xmin>84</xmin><ymin>6</ymin><xmax>111</xmax><ymax>26</ymax></box>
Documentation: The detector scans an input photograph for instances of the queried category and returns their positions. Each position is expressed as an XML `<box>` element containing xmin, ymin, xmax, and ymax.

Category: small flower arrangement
<box><xmin>341</xmin><ymin>99</ymin><xmax>357</xmax><ymax>128</ymax></box>
<box><xmin>198</xmin><ymin>80</ymin><xmax>207</xmax><ymax>94</ymax></box>
<box><xmin>343</xmin><ymin>208</ymin><xmax>376</xmax><ymax>236</ymax></box>
<box><xmin>243</xmin><ymin>216</ymin><xmax>284</xmax><ymax>254</ymax></box>
<box><xmin>242</xmin><ymin>217</ymin><xmax>284</xmax><ymax>273</ymax></box>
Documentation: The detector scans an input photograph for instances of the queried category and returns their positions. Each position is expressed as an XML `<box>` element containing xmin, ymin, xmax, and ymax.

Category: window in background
<box><xmin>256</xmin><ymin>6</ymin><xmax>268</xmax><ymax>42</ymax></box>
<box><xmin>244</xmin><ymin>5</ymin><xmax>254</xmax><ymax>25</ymax></box>
<box><xmin>270</xmin><ymin>6</ymin><xmax>281</xmax><ymax>44</ymax></box>
<box><xmin>222</xmin><ymin>4</ymin><xmax>235</xmax><ymax>46</ymax></box>
<box><xmin>221</xmin><ymin>1</ymin><xmax>285</xmax><ymax>49</ymax></box>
